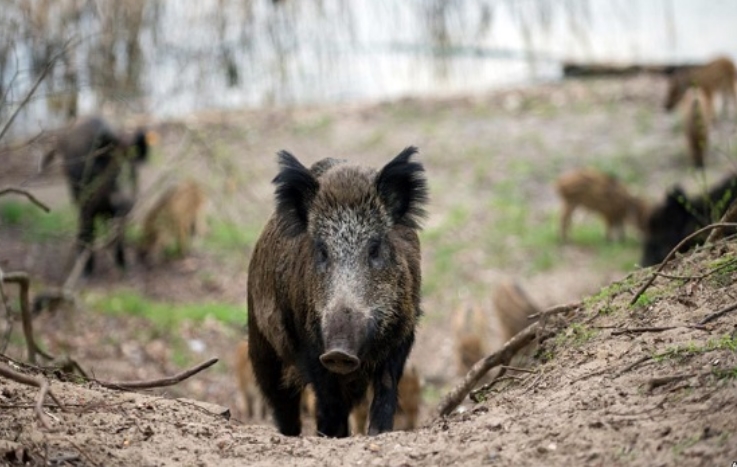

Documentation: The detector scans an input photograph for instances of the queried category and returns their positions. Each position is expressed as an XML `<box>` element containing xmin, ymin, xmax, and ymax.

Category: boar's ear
<box><xmin>666</xmin><ymin>186</ymin><xmax>688</xmax><ymax>209</ymax></box>
<box><xmin>376</xmin><ymin>146</ymin><xmax>428</xmax><ymax>229</ymax></box>
<box><xmin>273</xmin><ymin>150</ymin><xmax>319</xmax><ymax>236</ymax></box>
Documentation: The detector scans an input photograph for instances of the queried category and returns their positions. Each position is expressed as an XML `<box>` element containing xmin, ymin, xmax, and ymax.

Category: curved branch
<box><xmin>0</xmin><ymin>188</ymin><xmax>51</xmax><ymax>212</ymax></box>
<box><xmin>94</xmin><ymin>358</ymin><xmax>219</xmax><ymax>390</ymax></box>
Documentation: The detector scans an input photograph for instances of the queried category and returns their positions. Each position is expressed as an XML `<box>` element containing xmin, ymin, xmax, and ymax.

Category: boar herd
<box><xmin>32</xmin><ymin>55</ymin><xmax>737</xmax><ymax>440</ymax></box>
<box><xmin>556</xmin><ymin>55</ymin><xmax>737</xmax><ymax>267</ymax></box>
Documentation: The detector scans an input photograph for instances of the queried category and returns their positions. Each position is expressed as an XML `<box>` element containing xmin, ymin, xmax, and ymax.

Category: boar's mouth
<box><xmin>319</xmin><ymin>349</ymin><xmax>361</xmax><ymax>375</ymax></box>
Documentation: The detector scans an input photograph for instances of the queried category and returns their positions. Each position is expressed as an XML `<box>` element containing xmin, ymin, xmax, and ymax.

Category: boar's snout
<box><xmin>320</xmin><ymin>305</ymin><xmax>369</xmax><ymax>374</ymax></box>
<box><xmin>319</xmin><ymin>349</ymin><xmax>360</xmax><ymax>374</ymax></box>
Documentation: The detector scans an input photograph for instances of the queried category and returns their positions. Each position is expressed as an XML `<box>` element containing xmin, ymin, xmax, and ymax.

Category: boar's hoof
<box><xmin>320</xmin><ymin>350</ymin><xmax>360</xmax><ymax>374</ymax></box>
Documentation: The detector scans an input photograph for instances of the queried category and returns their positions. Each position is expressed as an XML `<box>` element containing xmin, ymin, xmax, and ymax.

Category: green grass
<box><xmin>86</xmin><ymin>289</ymin><xmax>245</xmax><ymax>328</ymax></box>
<box><xmin>653</xmin><ymin>334</ymin><xmax>737</xmax><ymax>362</ymax></box>
<box><xmin>203</xmin><ymin>219</ymin><xmax>262</xmax><ymax>253</ymax></box>
<box><xmin>0</xmin><ymin>200</ymin><xmax>76</xmax><ymax>240</ymax></box>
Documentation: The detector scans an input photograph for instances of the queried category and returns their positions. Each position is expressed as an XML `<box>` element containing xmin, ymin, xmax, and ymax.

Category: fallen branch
<box><xmin>527</xmin><ymin>301</ymin><xmax>581</xmax><ymax>321</ymax></box>
<box><xmin>435</xmin><ymin>323</ymin><xmax>546</xmax><ymax>417</ymax></box>
<box><xmin>706</xmin><ymin>200</ymin><xmax>737</xmax><ymax>244</ymax></box>
<box><xmin>610</xmin><ymin>324</ymin><xmax>706</xmax><ymax>335</ymax></box>
<box><xmin>93</xmin><ymin>357</ymin><xmax>218</xmax><ymax>390</ymax></box>
<box><xmin>469</xmin><ymin>374</ymin><xmax>525</xmax><ymax>402</ymax></box>
<box><xmin>0</xmin><ymin>362</ymin><xmax>64</xmax><ymax>430</ymax></box>
<box><xmin>698</xmin><ymin>302</ymin><xmax>737</xmax><ymax>325</ymax></box>
<box><xmin>0</xmin><ymin>188</ymin><xmax>50</xmax><ymax>212</ymax></box>
<box><xmin>630</xmin><ymin>223</ymin><xmax>737</xmax><ymax>306</ymax></box>
<box><xmin>615</xmin><ymin>355</ymin><xmax>652</xmax><ymax>377</ymax></box>
<box><xmin>2</xmin><ymin>271</ymin><xmax>54</xmax><ymax>364</ymax></box>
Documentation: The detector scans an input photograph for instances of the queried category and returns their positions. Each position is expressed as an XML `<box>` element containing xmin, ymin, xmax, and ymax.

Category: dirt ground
<box><xmin>1</xmin><ymin>75</ymin><xmax>737</xmax><ymax>466</ymax></box>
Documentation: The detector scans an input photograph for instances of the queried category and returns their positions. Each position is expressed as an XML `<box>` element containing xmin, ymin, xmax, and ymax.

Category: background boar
<box><xmin>42</xmin><ymin>116</ymin><xmax>151</xmax><ymax>275</ymax></box>
<box><xmin>247</xmin><ymin>147</ymin><xmax>427</xmax><ymax>437</ymax></box>
<box><xmin>234</xmin><ymin>340</ymin><xmax>267</xmax><ymax>420</ymax></box>
<box><xmin>492</xmin><ymin>279</ymin><xmax>541</xmax><ymax>342</ymax></box>
<box><xmin>138</xmin><ymin>178</ymin><xmax>207</xmax><ymax>266</ymax></box>
<box><xmin>641</xmin><ymin>175</ymin><xmax>737</xmax><ymax>266</ymax></box>
<box><xmin>350</xmin><ymin>365</ymin><xmax>422</xmax><ymax>435</ymax></box>
<box><xmin>556</xmin><ymin>167</ymin><xmax>650</xmax><ymax>242</ymax></box>
<box><xmin>683</xmin><ymin>87</ymin><xmax>710</xmax><ymax>168</ymax></box>
<box><xmin>452</xmin><ymin>302</ymin><xmax>489</xmax><ymax>376</ymax></box>
<box><xmin>664</xmin><ymin>56</ymin><xmax>737</xmax><ymax>118</ymax></box>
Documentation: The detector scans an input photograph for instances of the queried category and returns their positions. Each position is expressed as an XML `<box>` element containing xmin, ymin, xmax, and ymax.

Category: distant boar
<box><xmin>351</xmin><ymin>365</ymin><xmax>422</xmax><ymax>435</ymax></box>
<box><xmin>247</xmin><ymin>147</ymin><xmax>428</xmax><ymax>437</ymax></box>
<box><xmin>664</xmin><ymin>56</ymin><xmax>737</xmax><ymax>117</ymax></box>
<box><xmin>452</xmin><ymin>302</ymin><xmax>489</xmax><ymax>376</ymax></box>
<box><xmin>683</xmin><ymin>87</ymin><xmax>710</xmax><ymax>168</ymax></box>
<box><xmin>138</xmin><ymin>178</ymin><xmax>206</xmax><ymax>266</ymax></box>
<box><xmin>492</xmin><ymin>279</ymin><xmax>541</xmax><ymax>342</ymax></box>
<box><xmin>234</xmin><ymin>340</ymin><xmax>267</xmax><ymax>420</ymax></box>
<box><xmin>43</xmin><ymin>116</ymin><xmax>152</xmax><ymax>274</ymax></box>
<box><xmin>556</xmin><ymin>168</ymin><xmax>650</xmax><ymax>242</ymax></box>
<box><xmin>641</xmin><ymin>175</ymin><xmax>737</xmax><ymax>267</ymax></box>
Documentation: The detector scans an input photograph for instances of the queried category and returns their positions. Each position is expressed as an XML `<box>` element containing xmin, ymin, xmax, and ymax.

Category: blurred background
<box><xmin>2</xmin><ymin>0</ymin><xmax>737</xmax><ymax>138</ymax></box>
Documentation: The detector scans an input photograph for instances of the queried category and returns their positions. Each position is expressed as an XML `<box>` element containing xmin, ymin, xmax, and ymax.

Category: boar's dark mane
<box><xmin>375</xmin><ymin>146</ymin><xmax>428</xmax><ymax>229</ymax></box>
<box><xmin>273</xmin><ymin>150</ymin><xmax>320</xmax><ymax>236</ymax></box>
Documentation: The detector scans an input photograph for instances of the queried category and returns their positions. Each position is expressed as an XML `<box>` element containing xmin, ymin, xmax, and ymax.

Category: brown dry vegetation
<box><xmin>1</xmin><ymin>75</ymin><xmax>737</xmax><ymax>466</ymax></box>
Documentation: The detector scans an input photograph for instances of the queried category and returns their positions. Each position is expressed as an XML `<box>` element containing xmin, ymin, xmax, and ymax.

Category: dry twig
<box><xmin>699</xmin><ymin>302</ymin><xmax>737</xmax><ymax>325</ymax></box>
<box><xmin>630</xmin><ymin>223</ymin><xmax>737</xmax><ymax>306</ymax></box>
<box><xmin>0</xmin><ymin>362</ymin><xmax>64</xmax><ymax>430</ymax></box>
<box><xmin>527</xmin><ymin>301</ymin><xmax>581</xmax><ymax>321</ymax></box>
<box><xmin>706</xmin><ymin>200</ymin><xmax>737</xmax><ymax>243</ymax></box>
<box><xmin>0</xmin><ymin>188</ymin><xmax>50</xmax><ymax>212</ymax></box>
<box><xmin>615</xmin><ymin>355</ymin><xmax>652</xmax><ymax>377</ymax></box>
<box><xmin>93</xmin><ymin>357</ymin><xmax>218</xmax><ymax>390</ymax></box>
<box><xmin>610</xmin><ymin>324</ymin><xmax>706</xmax><ymax>335</ymax></box>
<box><xmin>2</xmin><ymin>271</ymin><xmax>54</xmax><ymax>364</ymax></box>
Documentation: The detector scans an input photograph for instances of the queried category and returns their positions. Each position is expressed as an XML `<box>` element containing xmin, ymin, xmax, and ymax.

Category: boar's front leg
<box><xmin>311</xmin><ymin>374</ymin><xmax>353</xmax><ymax>438</ymax></box>
<box><xmin>367</xmin><ymin>336</ymin><xmax>413</xmax><ymax>435</ymax></box>
<box><xmin>248</xmin><ymin>317</ymin><xmax>302</xmax><ymax>436</ymax></box>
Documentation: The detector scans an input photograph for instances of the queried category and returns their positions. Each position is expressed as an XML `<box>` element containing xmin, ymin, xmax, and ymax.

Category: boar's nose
<box><xmin>320</xmin><ymin>349</ymin><xmax>360</xmax><ymax>375</ymax></box>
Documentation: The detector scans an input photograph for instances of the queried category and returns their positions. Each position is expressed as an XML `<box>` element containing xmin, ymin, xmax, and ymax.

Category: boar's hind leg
<box><xmin>248</xmin><ymin>325</ymin><xmax>302</xmax><ymax>436</ymax></box>
<box><xmin>368</xmin><ymin>337</ymin><xmax>413</xmax><ymax>436</ymax></box>
<box><xmin>76</xmin><ymin>207</ymin><xmax>97</xmax><ymax>275</ymax></box>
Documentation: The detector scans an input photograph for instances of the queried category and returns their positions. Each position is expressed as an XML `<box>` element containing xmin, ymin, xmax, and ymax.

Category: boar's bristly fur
<box><xmin>248</xmin><ymin>147</ymin><xmax>427</xmax><ymax>438</ymax></box>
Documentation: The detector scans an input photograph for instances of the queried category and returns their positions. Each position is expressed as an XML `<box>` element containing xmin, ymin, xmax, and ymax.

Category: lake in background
<box><xmin>1</xmin><ymin>0</ymin><xmax>736</xmax><ymax>138</ymax></box>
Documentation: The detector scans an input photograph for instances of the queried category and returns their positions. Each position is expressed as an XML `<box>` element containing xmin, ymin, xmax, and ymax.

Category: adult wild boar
<box><xmin>247</xmin><ymin>147</ymin><xmax>428</xmax><ymax>438</ymax></box>
<box><xmin>43</xmin><ymin>116</ymin><xmax>151</xmax><ymax>274</ymax></box>
<box><xmin>641</xmin><ymin>175</ymin><xmax>737</xmax><ymax>266</ymax></box>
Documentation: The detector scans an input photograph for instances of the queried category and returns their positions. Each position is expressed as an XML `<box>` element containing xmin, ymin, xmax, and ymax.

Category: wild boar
<box><xmin>138</xmin><ymin>178</ymin><xmax>206</xmax><ymax>266</ymax></box>
<box><xmin>664</xmin><ymin>56</ymin><xmax>737</xmax><ymax>118</ymax></box>
<box><xmin>492</xmin><ymin>279</ymin><xmax>541</xmax><ymax>343</ymax></box>
<box><xmin>247</xmin><ymin>147</ymin><xmax>428</xmax><ymax>437</ymax></box>
<box><xmin>683</xmin><ymin>87</ymin><xmax>710</xmax><ymax>168</ymax></box>
<box><xmin>452</xmin><ymin>302</ymin><xmax>489</xmax><ymax>376</ymax></box>
<box><xmin>234</xmin><ymin>340</ymin><xmax>267</xmax><ymax>420</ymax></box>
<box><xmin>42</xmin><ymin>116</ymin><xmax>152</xmax><ymax>275</ymax></box>
<box><xmin>641</xmin><ymin>175</ymin><xmax>737</xmax><ymax>266</ymax></box>
<box><xmin>556</xmin><ymin>168</ymin><xmax>650</xmax><ymax>242</ymax></box>
<box><xmin>350</xmin><ymin>365</ymin><xmax>422</xmax><ymax>435</ymax></box>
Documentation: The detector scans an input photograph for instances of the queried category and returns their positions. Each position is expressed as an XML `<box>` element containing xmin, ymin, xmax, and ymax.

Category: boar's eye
<box><xmin>367</xmin><ymin>238</ymin><xmax>383</xmax><ymax>268</ymax></box>
<box><xmin>315</xmin><ymin>240</ymin><xmax>329</xmax><ymax>269</ymax></box>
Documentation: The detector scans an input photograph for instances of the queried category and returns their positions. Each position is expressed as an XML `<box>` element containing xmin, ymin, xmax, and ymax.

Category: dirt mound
<box><xmin>2</xmin><ymin>238</ymin><xmax>736</xmax><ymax>466</ymax></box>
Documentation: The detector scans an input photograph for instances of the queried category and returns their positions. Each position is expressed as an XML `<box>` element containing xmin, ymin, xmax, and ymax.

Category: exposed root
<box><xmin>0</xmin><ymin>362</ymin><xmax>64</xmax><ymax>430</ymax></box>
